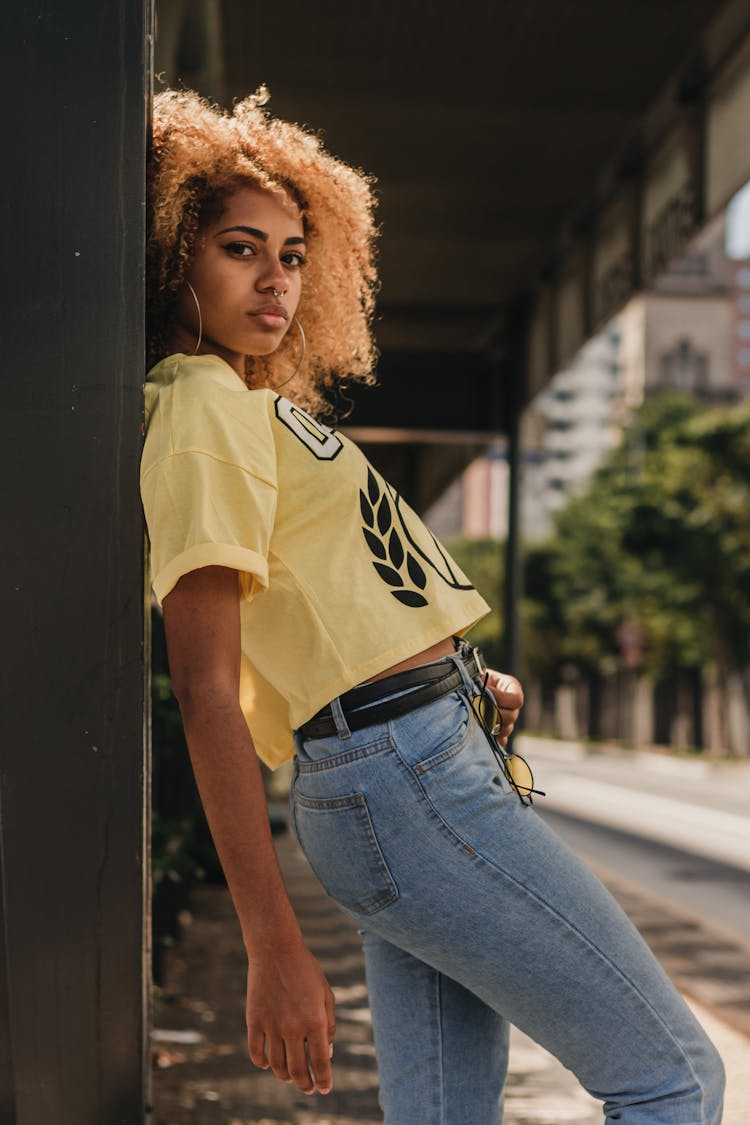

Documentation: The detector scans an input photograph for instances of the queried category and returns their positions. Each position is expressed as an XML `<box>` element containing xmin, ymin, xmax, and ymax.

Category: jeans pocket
<box><xmin>392</xmin><ymin>689</ymin><xmax>473</xmax><ymax>775</ymax></box>
<box><xmin>291</xmin><ymin>790</ymin><xmax>399</xmax><ymax>916</ymax></box>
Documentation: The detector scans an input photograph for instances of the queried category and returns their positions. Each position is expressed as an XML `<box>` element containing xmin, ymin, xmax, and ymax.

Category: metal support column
<box><xmin>501</xmin><ymin>303</ymin><xmax>529</xmax><ymax>677</ymax></box>
<box><xmin>2</xmin><ymin>1</ymin><xmax>152</xmax><ymax>1121</ymax></box>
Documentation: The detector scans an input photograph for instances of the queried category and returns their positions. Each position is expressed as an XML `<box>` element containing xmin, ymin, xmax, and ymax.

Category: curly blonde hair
<box><xmin>147</xmin><ymin>87</ymin><xmax>379</xmax><ymax>416</ymax></box>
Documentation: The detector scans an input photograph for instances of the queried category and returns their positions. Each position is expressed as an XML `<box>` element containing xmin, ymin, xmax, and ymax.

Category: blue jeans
<box><xmin>291</xmin><ymin>647</ymin><xmax>725</xmax><ymax>1124</ymax></box>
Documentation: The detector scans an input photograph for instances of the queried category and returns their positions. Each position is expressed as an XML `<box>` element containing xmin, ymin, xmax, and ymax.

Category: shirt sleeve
<box><xmin>140</xmin><ymin>450</ymin><xmax>278</xmax><ymax>608</ymax></box>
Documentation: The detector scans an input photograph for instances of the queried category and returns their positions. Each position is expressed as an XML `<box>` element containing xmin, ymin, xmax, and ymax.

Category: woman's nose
<box><xmin>257</xmin><ymin>259</ymin><xmax>288</xmax><ymax>294</ymax></box>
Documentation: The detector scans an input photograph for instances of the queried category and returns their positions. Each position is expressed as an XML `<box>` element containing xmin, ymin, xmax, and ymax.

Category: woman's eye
<box><xmin>283</xmin><ymin>252</ymin><xmax>306</xmax><ymax>268</ymax></box>
<box><xmin>226</xmin><ymin>242</ymin><xmax>255</xmax><ymax>257</ymax></box>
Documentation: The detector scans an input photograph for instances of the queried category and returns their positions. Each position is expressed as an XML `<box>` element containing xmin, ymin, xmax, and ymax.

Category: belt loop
<box><xmin>329</xmin><ymin>695</ymin><xmax>352</xmax><ymax>740</ymax></box>
<box><xmin>447</xmin><ymin>643</ymin><xmax>482</xmax><ymax>695</ymax></box>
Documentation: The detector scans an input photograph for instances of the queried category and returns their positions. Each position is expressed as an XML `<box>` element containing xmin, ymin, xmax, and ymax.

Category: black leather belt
<box><xmin>297</xmin><ymin>644</ymin><xmax>486</xmax><ymax>739</ymax></box>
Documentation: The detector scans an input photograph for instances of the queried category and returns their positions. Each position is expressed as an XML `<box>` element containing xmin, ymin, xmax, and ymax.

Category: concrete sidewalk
<box><xmin>150</xmin><ymin>829</ymin><xmax>750</xmax><ymax>1124</ymax></box>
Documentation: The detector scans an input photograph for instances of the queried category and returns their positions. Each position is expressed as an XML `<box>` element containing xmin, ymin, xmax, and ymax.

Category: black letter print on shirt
<box><xmin>359</xmin><ymin>467</ymin><xmax>475</xmax><ymax>607</ymax></box>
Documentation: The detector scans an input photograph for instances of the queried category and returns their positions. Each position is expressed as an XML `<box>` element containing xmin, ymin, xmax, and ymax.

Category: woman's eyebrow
<box><xmin>215</xmin><ymin>224</ymin><xmax>305</xmax><ymax>246</ymax></box>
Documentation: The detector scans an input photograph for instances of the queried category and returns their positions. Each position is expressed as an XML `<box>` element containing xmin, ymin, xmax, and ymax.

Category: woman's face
<box><xmin>173</xmin><ymin>184</ymin><xmax>306</xmax><ymax>376</ymax></box>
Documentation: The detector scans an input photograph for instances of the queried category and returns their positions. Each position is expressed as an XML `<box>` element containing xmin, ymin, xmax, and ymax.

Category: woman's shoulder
<box><xmin>144</xmin><ymin>353</ymin><xmax>277</xmax><ymax>468</ymax></box>
<box><xmin>147</xmin><ymin>352</ymin><xmax>277</xmax><ymax>413</ymax></box>
<box><xmin>147</xmin><ymin>352</ymin><xmax>265</xmax><ymax>395</ymax></box>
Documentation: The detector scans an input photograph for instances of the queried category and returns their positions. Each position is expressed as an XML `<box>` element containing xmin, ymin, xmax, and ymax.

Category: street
<box><xmin>537</xmin><ymin>807</ymin><xmax>750</xmax><ymax>947</ymax></box>
<box><xmin>517</xmin><ymin>736</ymin><xmax>750</xmax><ymax>874</ymax></box>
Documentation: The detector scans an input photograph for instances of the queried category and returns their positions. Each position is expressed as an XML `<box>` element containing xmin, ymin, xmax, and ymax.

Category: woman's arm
<box><xmin>162</xmin><ymin>565</ymin><xmax>335</xmax><ymax>1096</ymax></box>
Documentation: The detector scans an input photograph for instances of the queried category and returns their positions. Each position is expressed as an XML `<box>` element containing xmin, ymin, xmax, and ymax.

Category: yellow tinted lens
<box><xmin>472</xmin><ymin>693</ymin><xmax>499</xmax><ymax>730</ymax></box>
<box><xmin>505</xmin><ymin>755</ymin><xmax>534</xmax><ymax>795</ymax></box>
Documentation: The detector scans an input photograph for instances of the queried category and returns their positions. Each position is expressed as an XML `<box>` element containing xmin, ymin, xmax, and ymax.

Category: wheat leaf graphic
<box><xmin>406</xmin><ymin>552</ymin><xmax>427</xmax><ymax>589</ymax></box>
<box><xmin>392</xmin><ymin>590</ymin><xmax>429</xmax><ymax>608</ymax></box>
<box><xmin>359</xmin><ymin>468</ymin><xmax>428</xmax><ymax>608</ymax></box>
<box><xmin>377</xmin><ymin>494</ymin><xmax>392</xmax><ymax>535</ymax></box>
<box><xmin>388</xmin><ymin>528</ymin><xmax>404</xmax><ymax>568</ymax></box>
<box><xmin>359</xmin><ymin>490</ymin><xmax>374</xmax><ymax>528</ymax></box>
<box><xmin>363</xmin><ymin>528</ymin><xmax>387</xmax><ymax>559</ymax></box>
<box><xmin>374</xmin><ymin>562</ymin><xmax>404</xmax><ymax>587</ymax></box>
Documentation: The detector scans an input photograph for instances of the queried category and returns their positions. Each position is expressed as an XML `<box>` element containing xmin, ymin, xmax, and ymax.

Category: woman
<box><xmin>141</xmin><ymin>88</ymin><xmax>725</xmax><ymax>1122</ymax></box>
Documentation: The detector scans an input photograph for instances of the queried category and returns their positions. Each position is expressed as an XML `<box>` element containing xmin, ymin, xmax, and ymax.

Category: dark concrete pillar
<box><xmin>2</xmin><ymin>1</ymin><xmax>152</xmax><ymax>1121</ymax></box>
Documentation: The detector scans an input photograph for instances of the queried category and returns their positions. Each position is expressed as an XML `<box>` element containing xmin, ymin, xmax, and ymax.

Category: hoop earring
<box><xmin>185</xmin><ymin>281</ymin><xmax>203</xmax><ymax>354</ymax></box>
<box><xmin>268</xmin><ymin>318</ymin><xmax>306</xmax><ymax>391</ymax></box>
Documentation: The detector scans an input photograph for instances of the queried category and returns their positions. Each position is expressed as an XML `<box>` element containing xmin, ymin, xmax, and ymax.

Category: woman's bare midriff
<box><xmin>359</xmin><ymin>636</ymin><xmax>457</xmax><ymax>685</ymax></box>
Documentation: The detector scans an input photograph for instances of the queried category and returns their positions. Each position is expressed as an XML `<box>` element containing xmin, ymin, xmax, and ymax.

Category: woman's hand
<box><xmin>246</xmin><ymin>941</ymin><xmax>336</xmax><ymax>1096</ymax></box>
<box><xmin>484</xmin><ymin>670</ymin><xmax>524</xmax><ymax>748</ymax></box>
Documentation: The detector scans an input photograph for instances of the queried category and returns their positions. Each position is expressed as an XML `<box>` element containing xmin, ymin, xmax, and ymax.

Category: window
<box><xmin>658</xmin><ymin>338</ymin><xmax>709</xmax><ymax>391</ymax></box>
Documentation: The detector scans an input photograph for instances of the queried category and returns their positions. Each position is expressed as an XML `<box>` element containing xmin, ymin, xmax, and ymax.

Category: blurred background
<box><xmin>146</xmin><ymin>2</ymin><xmax>750</xmax><ymax>1121</ymax></box>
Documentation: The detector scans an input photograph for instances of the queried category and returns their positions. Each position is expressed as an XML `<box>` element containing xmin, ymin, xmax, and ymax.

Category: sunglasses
<box><xmin>471</xmin><ymin>673</ymin><xmax>545</xmax><ymax>806</ymax></box>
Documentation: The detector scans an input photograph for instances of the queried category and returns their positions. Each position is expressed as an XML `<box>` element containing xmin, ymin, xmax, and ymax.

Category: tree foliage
<box><xmin>533</xmin><ymin>393</ymin><xmax>750</xmax><ymax>680</ymax></box>
<box><xmin>447</xmin><ymin>393</ymin><xmax>750</xmax><ymax>686</ymax></box>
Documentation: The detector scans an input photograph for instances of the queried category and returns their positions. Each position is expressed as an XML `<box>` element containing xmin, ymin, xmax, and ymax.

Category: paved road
<box><xmin>518</xmin><ymin>735</ymin><xmax>750</xmax><ymax>872</ymax></box>
<box><xmin>537</xmin><ymin>807</ymin><xmax>750</xmax><ymax>947</ymax></box>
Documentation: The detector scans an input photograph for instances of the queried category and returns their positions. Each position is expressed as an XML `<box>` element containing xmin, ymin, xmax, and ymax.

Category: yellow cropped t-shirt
<box><xmin>140</xmin><ymin>353</ymin><xmax>491</xmax><ymax>767</ymax></box>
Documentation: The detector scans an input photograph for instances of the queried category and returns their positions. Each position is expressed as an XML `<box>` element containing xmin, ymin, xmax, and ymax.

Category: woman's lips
<box><xmin>251</xmin><ymin>312</ymin><xmax>287</xmax><ymax>328</ymax></box>
<box><xmin>248</xmin><ymin>305</ymin><xmax>288</xmax><ymax>329</ymax></box>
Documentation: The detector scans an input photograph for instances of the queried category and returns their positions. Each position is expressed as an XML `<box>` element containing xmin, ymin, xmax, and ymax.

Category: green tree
<box><xmin>622</xmin><ymin>397</ymin><xmax>750</xmax><ymax>678</ymax></box>
<box><xmin>529</xmin><ymin>392</ymin><xmax>750</xmax><ymax>749</ymax></box>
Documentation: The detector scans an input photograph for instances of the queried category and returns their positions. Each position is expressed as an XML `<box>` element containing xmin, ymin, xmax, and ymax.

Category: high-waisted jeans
<box><xmin>290</xmin><ymin>647</ymin><xmax>725</xmax><ymax>1124</ymax></box>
